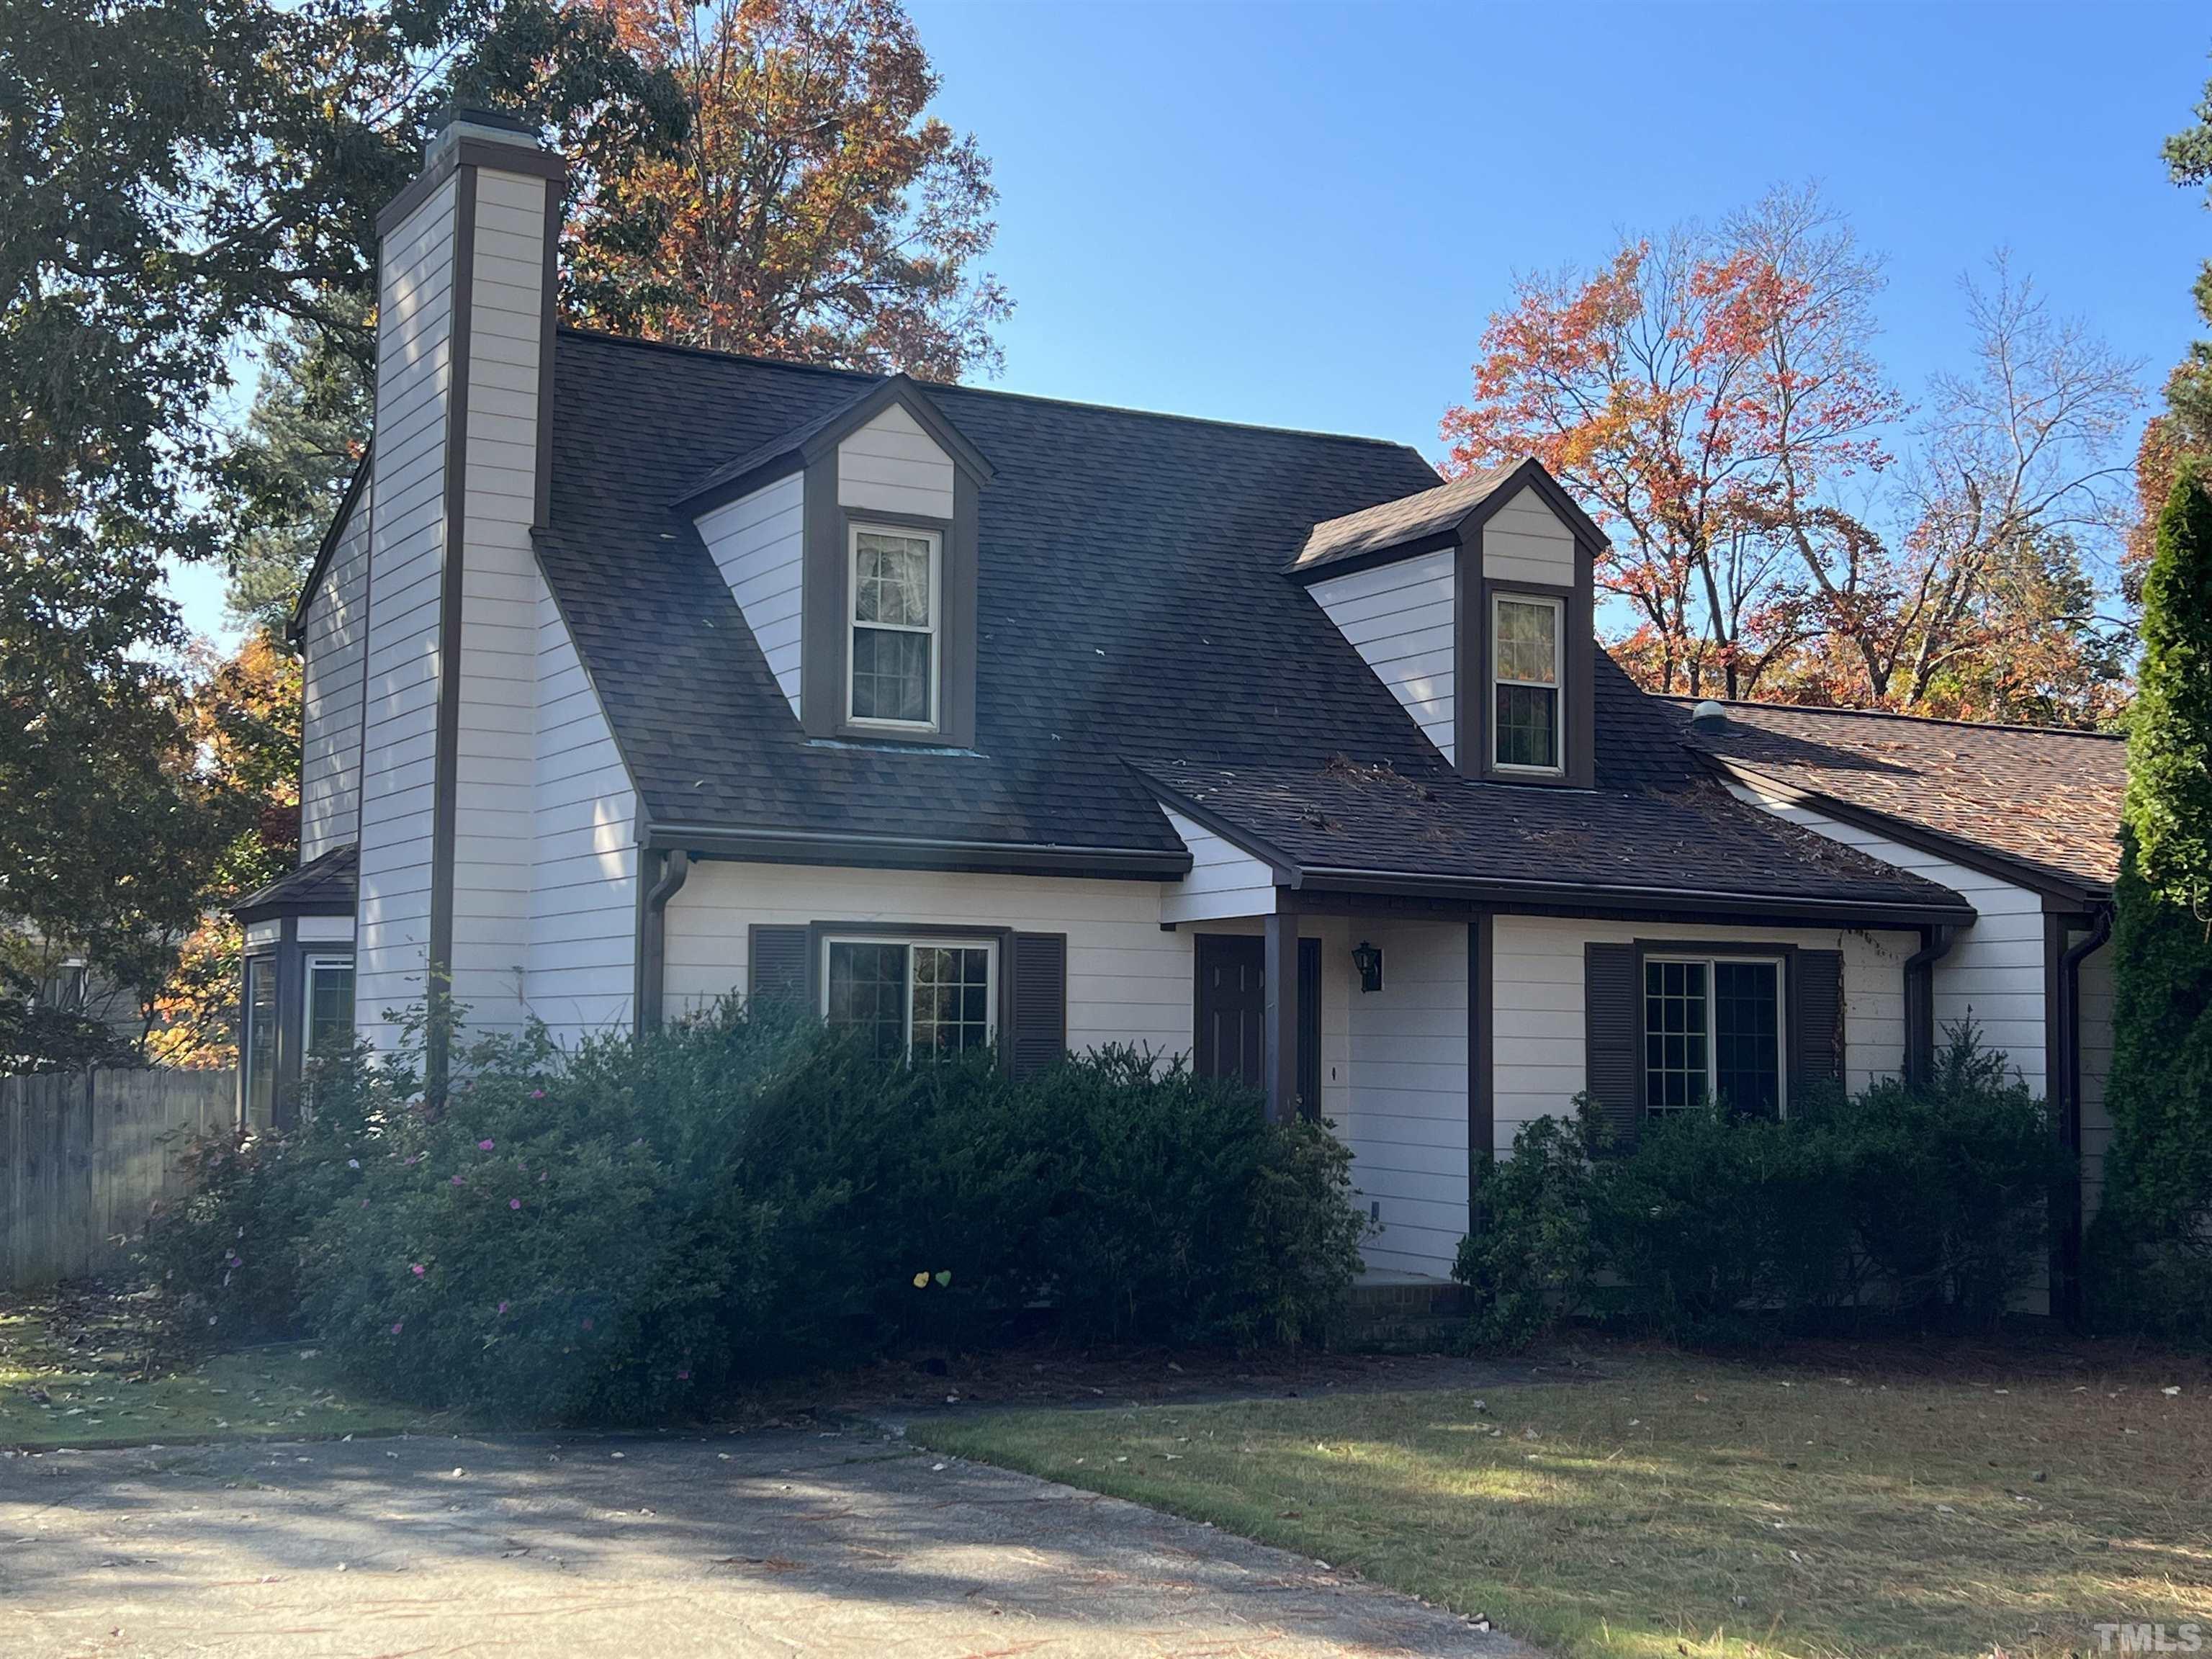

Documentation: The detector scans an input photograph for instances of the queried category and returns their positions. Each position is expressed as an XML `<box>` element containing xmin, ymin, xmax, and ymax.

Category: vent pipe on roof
<box><xmin>1689</xmin><ymin>699</ymin><xmax>1729</xmax><ymax>732</ymax></box>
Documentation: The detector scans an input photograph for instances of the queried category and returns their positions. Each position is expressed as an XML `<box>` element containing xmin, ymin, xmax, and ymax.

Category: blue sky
<box><xmin>167</xmin><ymin>0</ymin><xmax>2212</xmax><ymax>644</ymax></box>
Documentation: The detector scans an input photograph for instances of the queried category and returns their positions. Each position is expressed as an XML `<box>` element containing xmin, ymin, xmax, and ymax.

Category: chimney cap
<box><xmin>1689</xmin><ymin>698</ymin><xmax>1729</xmax><ymax>732</ymax></box>
<box><xmin>436</xmin><ymin>104</ymin><xmax>541</xmax><ymax>138</ymax></box>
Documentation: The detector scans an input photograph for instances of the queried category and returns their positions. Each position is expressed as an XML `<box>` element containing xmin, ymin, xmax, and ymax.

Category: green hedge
<box><xmin>1455</xmin><ymin>1026</ymin><xmax>2072</xmax><ymax>1347</ymax></box>
<box><xmin>144</xmin><ymin>1005</ymin><xmax>1368</xmax><ymax>1421</ymax></box>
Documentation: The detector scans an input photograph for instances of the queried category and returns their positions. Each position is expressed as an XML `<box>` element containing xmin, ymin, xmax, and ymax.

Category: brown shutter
<box><xmin>1297</xmin><ymin>937</ymin><xmax>1323</xmax><ymax>1118</ymax></box>
<box><xmin>748</xmin><ymin>925</ymin><xmax>809</xmax><ymax>1010</ymax></box>
<box><xmin>1791</xmin><ymin>948</ymin><xmax>1845</xmax><ymax>1095</ymax></box>
<box><xmin>1008</xmin><ymin>932</ymin><xmax>1067</xmax><ymax>1078</ymax></box>
<box><xmin>1584</xmin><ymin>942</ymin><xmax>1641</xmax><ymax>1148</ymax></box>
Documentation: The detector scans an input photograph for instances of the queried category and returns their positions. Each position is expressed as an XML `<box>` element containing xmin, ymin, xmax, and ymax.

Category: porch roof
<box><xmin>232</xmin><ymin>844</ymin><xmax>358</xmax><ymax>922</ymax></box>
<box><xmin>1135</xmin><ymin>760</ymin><xmax>1976</xmax><ymax>928</ymax></box>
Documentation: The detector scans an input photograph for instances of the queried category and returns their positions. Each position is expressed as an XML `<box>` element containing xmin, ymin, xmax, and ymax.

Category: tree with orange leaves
<box><xmin>566</xmin><ymin>0</ymin><xmax>1010</xmax><ymax>380</ymax></box>
<box><xmin>1444</xmin><ymin>187</ymin><xmax>2139</xmax><ymax>725</ymax></box>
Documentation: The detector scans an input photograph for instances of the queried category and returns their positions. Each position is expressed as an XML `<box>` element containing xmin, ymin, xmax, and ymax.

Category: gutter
<box><xmin>637</xmin><ymin>849</ymin><xmax>690</xmax><ymax>1033</ymax></box>
<box><xmin>641</xmin><ymin>822</ymin><xmax>1190</xmax><ymax>881</ymax></box>
<box><xmin>1903</xmin><ymin>923</ymin><xmax>1959</xmax><ymax>1087</ymax></box>
<box><xmin>1292</xmin><ymin>866</ymin><xmax>1977</xmax><ymax>930</ymax></box>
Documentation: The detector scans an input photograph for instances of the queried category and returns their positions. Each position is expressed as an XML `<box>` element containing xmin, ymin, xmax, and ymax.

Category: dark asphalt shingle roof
<box><xmin>1673</xmin><ymin>700</ymin><xmax>2126</xmax><ymax>895</ymax></box>
<box><xmin>1289</xmin><ymin>460</ymin><xmax>1514</xmax><ymax>572</ymax></box>
<box><xmin>538</xmin><ymin>330</ymin><xmax>1450</xmax><ymax>855</ymax></box>
<box><xmin>531</xmin><ymin>331</ymin><xmax>1968</xmax><ymax>913</ymax></box>
<box><xmin>1134</xmin><ymin>657</ymin><xmax>1972</xmax><ymax>916</ymax></box>
<box><xmin>233</xmin><ymin>844</ymin><xmax>358</xmax><ymax>918</ymax></box>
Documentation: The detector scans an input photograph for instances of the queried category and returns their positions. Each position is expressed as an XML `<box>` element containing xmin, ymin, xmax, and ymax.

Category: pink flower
<box><xmin>530</xmin><ymin>1089</ymin><xmax>546</xmax><ymax>1100</ymax></box>
<box><xmin>390</xmin><ymin>1321</ymin><xmax>403</xmax><ymax>1335</ymax></box>
<box><xmin>451</xmin><ymin>1174</ymin><xmax>465</xmax><ymax>1186</ymax></box>
<box><xmin>581</xmin><ymin>1317</ymin><xmax>594</xmax><ymax>1331</ymax></box>
<box><xmin>497</xmin><ymin>1300</ymin><xmax>510</xmax><ymax>1315</ymax></box>
<box><xmin>477</xmin><ymin>1138</ymin><xmax>495</xmax><ymax>1151</ymax></box>
<box><xmin>411</xmin><ymin>1263</ymin><xmax>426</xmax><ymax>1277</ymax></box>
<box><xmin>509</xmin><ymin>1197</ymin><xmax>522</xmax><ymax>1210</ymax></box>
<box><xmin>676</xmin><ymin>1369</ymin><xmax>691</xmax><ymax>1381</ymax></box>
<box><xmin>361</xmin><ymin>1197</ymin><xmax>370</xmax><ymax>1208</ymax></box>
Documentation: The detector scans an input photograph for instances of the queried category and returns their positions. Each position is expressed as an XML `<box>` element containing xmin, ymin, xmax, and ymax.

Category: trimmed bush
<box><xmin>1455</xmin><ymin>1027</ymin><xmax>2068</xmax><ymax>1347</ymax></box>
<box><xmin>147</xmin><ymin>1004</ymin><xmax>1370</xmax><ymax>1421</ymax></box>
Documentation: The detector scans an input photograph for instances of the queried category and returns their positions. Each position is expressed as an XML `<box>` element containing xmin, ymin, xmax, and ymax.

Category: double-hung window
<box><xmin>303</xmin><ymin>955</ymin><xmax>356</xmax><ymax>1059</ymax></box>
<box><xmin>1643</xmin><ymin>955</ymin><xmax>1785</xmax><ymax>1118</ymax></box>
<box><xmin>823</xmin><ymin>936</ymin><xmax>996</xmax><ymax>1059</ymax></box>
<box><xmin>1492</xmin><ymin>593</ymin><xmax>1563</xmax><ymax>773</ymax></box>
<box><xmin>848</xmin><ymin>525</ymin><xmax>939</xmax><ymax>729</ymax></box>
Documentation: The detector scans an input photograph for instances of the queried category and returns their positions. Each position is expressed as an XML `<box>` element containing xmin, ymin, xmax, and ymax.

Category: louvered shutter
<box><xmin>748</xmin><ymin>925</ymin><xmax>809</xmax><ymax>1011</ymax></box>
<box><xmin>1584</xmin><ymin>943</ymin><xmax>1641</xmax><ymax>1149</ymax></box>
<box><xmin>1008</xmin><ymin>932</ymin><xmax>1067</xmax><ymax>1078</ymax></box>
<box><xmin>1791</xmin><ymin>949</ymin><xmax>1845</xmax><ymax>1097</ymax></box>
<box><xmin>1296</xmin><ymin>937</ymin><xmax>1323</xmax><ymax>1119</ymax></box>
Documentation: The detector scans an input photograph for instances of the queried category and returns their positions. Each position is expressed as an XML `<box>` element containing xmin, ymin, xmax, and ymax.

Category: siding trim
<box><xmin>285</xmin><ymin>449</ymin><xmax>373</xmax><ymax>644</ymax></box>
<box><xmin>426</xmin><ymin>159</ymin><xmax>479</xmax><ymax>1087</ymax></box>
<box><xmin>643</xmin><ymin>822</ymin><xmax>1189</xmax><ymax>881</ymax></box>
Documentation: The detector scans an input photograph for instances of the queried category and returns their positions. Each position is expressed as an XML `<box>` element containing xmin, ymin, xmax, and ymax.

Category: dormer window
<box><xmin>850</xmin><ymin>525</ymin><xmax>940</xmax><ymax>728</ymax></box>
<box><xmin>1492</xmin><ymin>593</ymin><xmax>1563</xmax><ymax>773</ymax></box>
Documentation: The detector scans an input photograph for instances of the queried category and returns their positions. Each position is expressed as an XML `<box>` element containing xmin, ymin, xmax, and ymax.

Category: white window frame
<box><xmin>1642</xmin><ymin>953</ymin><xmax>1788</xmax><ymax>1118</ymax></box>
<box><xmin>242</xmin><ymin>953</ymin><xmax>278</xmax><ymax>1118</ymax></box>
<box><xmin>845</xmin><ymin>523</ymin><xmax>942</xmax><ymax>732</ymax></box>
<box><xmin>819</xmin><ymin>934</ymin><xmax>999</xmax><ymax>1055</ymax></box>
<box><xmin>301</xmin><ymin>953</ymin><xmax>356</xmax><ymax>1058</ymax></box>
<box><xmin>1491</xmin><ymin>591</ymin><xmax>1565</xmax><ymax>775</ymax></box>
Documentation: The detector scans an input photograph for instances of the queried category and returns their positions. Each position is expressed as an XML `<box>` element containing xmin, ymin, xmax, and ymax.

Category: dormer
<box><xmin>677</xmin><ymin>376</ymin><xmax>993</xmax><ymax>747</ymax></box>
<box><xmin>1286</xmin><ymin>458</ymin><xmax>1603</xmax><ymax>788</ymax></box>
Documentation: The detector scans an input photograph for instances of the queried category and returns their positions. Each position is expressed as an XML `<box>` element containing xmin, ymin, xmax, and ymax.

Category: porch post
<box><xmin>1262</xmin><ymin>904</ymin><xmax>1298</xmax><ymax>1123</ymax></box>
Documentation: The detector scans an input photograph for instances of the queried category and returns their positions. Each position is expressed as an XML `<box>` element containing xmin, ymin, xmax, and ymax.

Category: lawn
<box><xmin>0</xmin><ymin>1286</ymin><xmax>430</xmax><ymax>1449</ymax></box>
<box><xmin>916</xmin><ymin>1347</ymin><xmax>2212</xmax><ymax>1659</ymax></box>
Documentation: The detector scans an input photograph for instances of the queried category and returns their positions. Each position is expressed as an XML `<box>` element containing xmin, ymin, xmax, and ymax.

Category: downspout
<box><xmin>2052</xmin><ymin>903</ymin><xmax>2115</xmax><ymax>1328</ymax></box>
<box><xmin>1903</xmin><ymin>923</ymin><xmax>1957</xmax><ymax>1089</ymax></box>
<box><xmin>637</xmin><ymin>849</ymin><xmax>690</xmax><ymax>1034</ymax></box>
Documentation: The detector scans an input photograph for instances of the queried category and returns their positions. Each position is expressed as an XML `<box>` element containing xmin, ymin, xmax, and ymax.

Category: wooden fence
<box><xmin>0</xmin><ymin>1069</ymin><xmax>237</xmax><ymax>1288</ymax></box>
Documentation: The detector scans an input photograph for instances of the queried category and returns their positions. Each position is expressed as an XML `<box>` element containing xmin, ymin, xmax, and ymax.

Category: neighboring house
<box><xmin>235</xmin><ymin>110</ymin><xmax>2121</xmax><ymax>1311</ymax></box>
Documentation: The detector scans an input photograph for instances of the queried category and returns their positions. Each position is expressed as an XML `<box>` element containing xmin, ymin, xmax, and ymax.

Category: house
<box><xmin>235</xmin><ymin>109</ymin><xmax>2123</xmax><ymax>1310</ymax></box>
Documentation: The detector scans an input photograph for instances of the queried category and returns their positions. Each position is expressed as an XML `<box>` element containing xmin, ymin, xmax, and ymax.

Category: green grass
<box><xmin>916</xmin><ymin>1350</ymin><xmax>2212</xmax><ymax>1659</ymax></box>
<box><xmin>0</xmin><ymin>1291</ymin><xmax>431</xmax><ymax>1449</ymax></box>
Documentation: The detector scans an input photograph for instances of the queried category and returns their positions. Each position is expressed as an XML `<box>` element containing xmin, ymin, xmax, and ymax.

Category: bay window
<box><xmin>304</xmin><ymin>955</ymin><xmax>356</xmax><ymax>1059</ymax></box>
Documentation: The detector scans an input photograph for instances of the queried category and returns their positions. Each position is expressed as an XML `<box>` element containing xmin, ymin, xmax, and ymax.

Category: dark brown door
<box><xmin>1195</xmin><ymin>935</ymin><xmax>1266</xmax><ymax>1085</ymax></box>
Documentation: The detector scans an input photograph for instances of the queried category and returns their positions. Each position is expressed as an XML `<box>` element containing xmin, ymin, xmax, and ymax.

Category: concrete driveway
<box><xmin>0</xmin><ymin>1428</ymin><xmax>1531</xmax><ymax>1658</ymax></box>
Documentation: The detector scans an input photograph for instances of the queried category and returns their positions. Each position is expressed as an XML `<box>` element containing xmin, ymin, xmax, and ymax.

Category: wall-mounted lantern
<box><xmin>1352</xmin><ymin>940</ymin><xmax>1384</xmax><ymax>994</ymax></box>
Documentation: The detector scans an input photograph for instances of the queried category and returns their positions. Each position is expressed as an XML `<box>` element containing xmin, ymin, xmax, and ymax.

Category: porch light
<box><xmin>1352</xmin><ymin>940</ymin><xmax>1384</xmax><ymax>994</ymax></box>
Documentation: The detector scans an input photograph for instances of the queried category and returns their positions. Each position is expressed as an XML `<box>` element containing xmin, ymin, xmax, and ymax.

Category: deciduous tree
<box><xmin>567</xmin><ymin>0</ymin><xmax>1010</xmax><ymax>379</ymax></box>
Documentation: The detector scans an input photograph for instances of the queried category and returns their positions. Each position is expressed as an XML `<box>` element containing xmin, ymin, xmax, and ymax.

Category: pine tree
<box><xmin>2092</xmin><ymin>462</ymin><xmax>2212</xmax><ymax>1336</ymax></box>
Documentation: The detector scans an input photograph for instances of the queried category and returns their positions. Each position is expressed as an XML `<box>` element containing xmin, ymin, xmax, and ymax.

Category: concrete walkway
<box><xmin>0</xmin><ymin>1429</ymin><xmax>1532</xmax><ymax>1658</ymax></box>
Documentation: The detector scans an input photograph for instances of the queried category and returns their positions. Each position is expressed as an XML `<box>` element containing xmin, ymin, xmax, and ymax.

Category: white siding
<box><xmin>1308</xmin><ymin>549</ymin><xmax>1456</xmax><ymax>763</ymax></box>
<box><xmin>696</xmin><ymin>473</ymin><xmax>805</xmax><ymax>720</ymax></box>
<box><xmin>1490</xmin><ymin>914</ymin><xmax>1917</xmax><ymax>1154</ymax></box>
<box><xmin>1339</xmin><ymin>920</ymin><xmax>1468</xmax><ymax>1279</ymax></box>
<box><xmin>300</xmin><ymin>480</ymin><xmax>371</xmax><ymax>861</ymax></box>
<box><xmin>528</xmin><ymin>582</ymin><xmax>639</xmax><ymax>1044</ymax></box>
<box><xmin>357</xmin><ymin>171</ymin><xmax>458</xmax><ymax>1052</ymax></box>
<box><xmin>1730</xmin><ymin>786</ymin><xmax>2051</xmax><ymax>1095</ymax></box>
<box><xmin>664</xmin><ymin>862</ymin><xmax>1192</xmax><ymax>1062</ymax></box>
<box><xmin>446</xmin><ymin>163</ymin><xmax>554</xmax><ymax>1039</ymax></box>
<box><xmin>837</xmin><ymin>403</ymin><xmax>954</xmax><ymax>519</ymax></box>
<box><xmin>1159</xmin><ymin>809</ymin><xmax>1277</xmax><ymax>923</ymax></box>
<box><xmin>1482</xmin><ymin>484</ymin><xmax>1576</xmax><ymax>587</ymax></box>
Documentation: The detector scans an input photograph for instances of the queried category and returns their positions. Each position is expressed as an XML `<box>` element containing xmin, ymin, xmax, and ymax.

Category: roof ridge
<box><xmin>557</xmin><ymin>324</ymin><xmax>1429</xmax><ymax>455</ymax></box>
<box><xmin>1663</xmin><ymin>694</ymin><xmax>2126</xmax><ymax>741</ymax></box>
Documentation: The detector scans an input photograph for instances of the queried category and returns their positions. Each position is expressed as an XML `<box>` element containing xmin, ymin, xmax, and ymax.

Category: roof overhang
<box><xmin>1695</xmin><ymin>751</ymin><xmax>2110</xmax><ymax>912</ymax></box>
<box><xmin>1141</xmin><ymin>772</ymin><xmax>1977</xmax><ymax>931</ymax></box>
<box><xmin>1285</xmin><ymin>456</ymin><xmax>1609</xmax><ymax>585</ymax></box>
<box><xmin>642</xmin><ymin>821</ymin><xmax>1190</xmax><ymax>881</ymax></box>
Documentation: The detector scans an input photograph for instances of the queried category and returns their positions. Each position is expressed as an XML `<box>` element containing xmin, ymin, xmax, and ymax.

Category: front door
<box><xmin>1195</xmin><ymin>935</ymin><xmax>1265</xmax><ymax>1085</ymax></box>
<box><xmin>1194</xmin><ymin>934</ymin><xmax>1324</xmax><ymax>1109</ymax></box>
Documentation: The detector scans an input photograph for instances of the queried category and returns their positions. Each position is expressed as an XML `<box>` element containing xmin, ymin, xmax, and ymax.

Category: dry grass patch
<box><xmin>917</xmin><ymin>1348</ymin><xmax>2212</xmax><ymax>1659</ymax></box>
<box><xmin>0</xmin><ymin>1287</ymin><xmax>426</xmax><ymax>1449</ymax></box>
